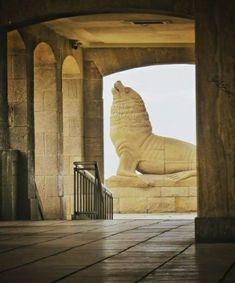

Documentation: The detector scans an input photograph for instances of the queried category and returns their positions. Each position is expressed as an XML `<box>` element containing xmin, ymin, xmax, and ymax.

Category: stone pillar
<box><xmin>27</xmin><ymin>51</ymin><xmax>38</xmax><ymax>220</ymax></box>
<box><xmin>195</xmin><ymin>0</ymin><xmax>235</xmax><ymax>242</ymax></box>
<box><xmin>83</xmin><ymin>61</ymin><xmax>104</xmax><ymax>180</ymax></box>
<box><xmin>7</xmin><ymin>31</ymin><xmax>31</xmax><ymax>219</ymax></box>
<box><xmin>0</xmin><ymin>31</ymin><xmax>9</xmax><ymax>149</ymax></box>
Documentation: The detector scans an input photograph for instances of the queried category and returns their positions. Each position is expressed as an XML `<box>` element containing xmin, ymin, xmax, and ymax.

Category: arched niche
<box><xmin>62</xmin><ymin>55</ymin><xmax>83</xmax><ymax>219</ymax></box>
<box><xmin>34</xmin><ymin>42</ymin><xmax>60</xmax><ymax>219</ymax></box>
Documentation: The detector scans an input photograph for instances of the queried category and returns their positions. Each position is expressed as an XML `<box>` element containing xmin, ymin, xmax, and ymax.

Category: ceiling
<box><xmin>44</xmin><ymin>13</ymin><xmax>195</xmax><ymax>48</ymax></box>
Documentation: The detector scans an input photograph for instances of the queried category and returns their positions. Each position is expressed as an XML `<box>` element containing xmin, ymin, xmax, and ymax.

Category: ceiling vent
<box><xmin>129</xmin><ymin>20</ymin><xmax>172</xmax><ymax>26</ymax></box>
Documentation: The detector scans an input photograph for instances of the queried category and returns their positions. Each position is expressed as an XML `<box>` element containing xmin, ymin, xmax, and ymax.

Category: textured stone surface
<box><xmin>84</xmin><ymin>47</ymin><xmax>195</xmax><ymax>76</ymax></box>
<box><xmin>106</xmin><ymin>174</ymin><xmax>197</xmax><ymax>213</ymax></box>
<box><xmin>113</xmin><ymin>192</ymin><xmax>197</xmax><ymax>213</ymax></box>
<box><xmin>34</xmin><ymin>43</ymin><xmax>60</xmax><ymax>219</ymax></box>
<box><xmin>196</xmin><ymin>0</ymin><xmax>235</xmax><ymax>219</ymax></box>
<box><xmin>0</xmin><ymin>219</ymin><xmax>234</xmax><ymax>282</ymax></box>
<box><xmin>83</xmin><ymin>61</ymin><xmax>104</xmax><ymax>180</ymax></box>
<box><xmin>175</xmin><ymin>196</ymin><xmax>197</xmax><ymax>212</ymax></box>
<box><xmin>161</xmin><ymin>187</ymin><xmax>188</xmax><ymax>197</ymax></box>
<box><xmin>0</xmin><ymin>31</ymin><xmax>9</xmax><ymax>150</ymax></box>
<box><xmin>6</xmin><ymin>31</ymin><xmax>30</xmax><ymax>220</ymax></box>
<box><xmin>148</xmin><ymin>197</ymin><xmax>175</xmax><ymax>213</ymax></box>
<box><xmin>62</xmin><ymin>57</ymin><xmax>83</xmax><ymax>219</ymax></box>
<box><xmin>119</xmin><ymin>197</ymin><xmax>148</xmax><ymax>213</ymax></box>
<box><xmin>0</xmin><ymin>0</ymin><xmax>234</xmax><ymax>246</ymax></box>
<box><xmin>108</xmin><ymin>184</ymin><xmax>197</xmax><ymax>213</ymax></box>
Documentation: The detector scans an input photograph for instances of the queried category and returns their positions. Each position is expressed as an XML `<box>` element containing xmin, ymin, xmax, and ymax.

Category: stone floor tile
<box><xmin>0</xmin><ymin>219</ymin><xmax>234</xmax><ymax>283</ymax></box>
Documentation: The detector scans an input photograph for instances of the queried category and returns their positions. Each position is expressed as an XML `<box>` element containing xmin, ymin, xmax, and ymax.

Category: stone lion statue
<box><xmin>110</xmin><ymin>81</ymin><xmax>196</xmax><ymax>177</ymax></box>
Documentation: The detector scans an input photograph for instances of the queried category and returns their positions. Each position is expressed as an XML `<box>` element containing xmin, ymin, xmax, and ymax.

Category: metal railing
<box><xmin>72</xmin><ymin>161</ymin><xmax>113</xmax><ymax>220</ymax></box>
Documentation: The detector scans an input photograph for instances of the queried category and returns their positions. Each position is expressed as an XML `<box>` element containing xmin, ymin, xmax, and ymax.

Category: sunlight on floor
<box><xmin>114</xmin><ymin>213</ymin><xmax>197</xmax><ymax>220</ymax></box>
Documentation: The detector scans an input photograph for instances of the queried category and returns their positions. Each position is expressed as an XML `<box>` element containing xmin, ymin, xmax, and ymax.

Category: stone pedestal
<box><xmin>105</xmin><ymin>173</ymin><xmax>197</xmax><ymax>213</ymax></box>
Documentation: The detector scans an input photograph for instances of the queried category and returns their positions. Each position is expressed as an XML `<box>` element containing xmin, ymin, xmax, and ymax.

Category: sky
<box><xmin>103</xmin><ymin>64</ymin><xmax>196</xmax><ymax>179</ymax></box>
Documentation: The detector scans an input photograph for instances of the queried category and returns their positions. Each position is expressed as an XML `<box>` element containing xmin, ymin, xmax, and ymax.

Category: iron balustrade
<box><xmin>72</xmin><ymin>161</ymin><xmax>113</xmax><ymax>220</ymax></box>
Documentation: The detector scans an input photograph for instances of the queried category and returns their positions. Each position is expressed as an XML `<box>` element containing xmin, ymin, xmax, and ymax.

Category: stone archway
<box><xmin>62</xmin><ymin>55</ymin><xmax>83</xmax><ymax>219</ymax></box>
<box><xmin>0</xmin><ymin>1</ymin><xmax>194</xmax><ymax>30</ymax></box>
<box><xmin>103</xmin><ymin>64</ymin><xmax>197</xmax><ymax>214</ymax></box>
<box><xmin>34</xmin><ymin>42</ymin><xmax>61</xmax><ymax>219</ymax></box>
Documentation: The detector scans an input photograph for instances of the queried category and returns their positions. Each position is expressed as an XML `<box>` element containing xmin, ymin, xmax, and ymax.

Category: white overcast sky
<box><xmin>103</xmin><ymin>64</ymin><xmax>196</xmax><ymax>179</ymax></box>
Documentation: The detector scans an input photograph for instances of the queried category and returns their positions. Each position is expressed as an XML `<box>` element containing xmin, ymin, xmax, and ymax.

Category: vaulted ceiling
<box><xmin>44</xmin><ymin>13</ymin><xmax>194</xmax><ymax>48</ymax></box>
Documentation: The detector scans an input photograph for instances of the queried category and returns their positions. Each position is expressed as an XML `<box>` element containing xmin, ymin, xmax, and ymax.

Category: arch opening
<box><xmin>62</xmin><ymin>55</ymin><xmax>83</xmax><ymax>219</ymax></box>
<box><xmin>34</xmin><ymin>42</ymin><xmax>61</xmax><ymax>219</ymax></box>
<box><xmin>104</xmin><ymin>64</ymin><xmax>197</xmax><ymax>215</ymax></box>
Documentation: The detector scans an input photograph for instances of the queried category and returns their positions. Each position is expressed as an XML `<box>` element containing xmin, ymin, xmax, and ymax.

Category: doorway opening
<box><xmin>103</xmin><ymin>64</ymin><xmax>197</xmax><ymax>217</ymax></box>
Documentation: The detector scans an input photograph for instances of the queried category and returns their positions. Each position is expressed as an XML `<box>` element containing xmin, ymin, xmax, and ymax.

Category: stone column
<box><xmin>195</xmin><ymin>0</ymin><xmax>235</xmax><ymax>242</ymax></box>
<box><xmin>83</xmin><ymin>61</ymin><xmax>104</xmax><ymax>181</ymax></box>
<box><xmin>0</xmin><ymin>31</ymin><xmax>9</xmax><ymax>149</ymax></box>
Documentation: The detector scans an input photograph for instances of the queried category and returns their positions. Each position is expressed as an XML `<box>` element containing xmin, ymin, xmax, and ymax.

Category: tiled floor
<box><xmin>0</xmin><ymin>218</ymin><xmax>234</xmax><ymax>282</ymax></box>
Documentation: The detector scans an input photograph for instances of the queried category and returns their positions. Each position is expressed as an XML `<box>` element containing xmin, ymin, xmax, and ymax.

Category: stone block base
<box><xmin>111</xmin><ymin>187</ymin><xmax>197</xmax><ymax>213</ymax></box>
<box><xmin>106</xmin><ymin>174</ymin><xmax>197</xmax><ymax>214</ymax></box>
<box><xmin>195</xmin><ymin>217</ymin><xmax>235</xmax><ymax>243</ymax></box>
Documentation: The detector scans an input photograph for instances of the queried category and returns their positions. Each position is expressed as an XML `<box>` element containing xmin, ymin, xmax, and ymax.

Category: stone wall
<box><xmin>7</xmin><ymin>31</ymin><xmax>30</xmax><ymax>218</ymax></box>
<box><xmin>83</xmin><ymin>61</ymin><xmax>104</xmax><ymax>180</ymax></box>
<box><xmin>5</xmin><ymin>25</ymin><xmax>84</xmax><ymax>219</ymax></box>
<box><xmin>84</xmin><ymin>48</ymin><xmax>195</xmax><ymax>76</ymax></box>
<box><xmin>106</xmin><ymin>175</ymin><xmax>197</xmax><ymax>213</ymax></box>
<box><xmin>3</xmin><ymin>22</ymin><xmax>196</xmax><ymax>220</ymax></box>
<box><xmin>111</xmin><ymin>187</ymin><xmax>197</xmax><ymax>213</ymax></box>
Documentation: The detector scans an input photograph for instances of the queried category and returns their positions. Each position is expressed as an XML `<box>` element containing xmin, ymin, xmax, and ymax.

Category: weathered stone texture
<box><xmin>34</xmin><ymin>43</ymin><xmax>61</xmax><ymax>219</ymax></box>
<box><xmin>0</xmin><ymin>0</ymin><xmax>195</xmax><ymax>30</ymax></box>
<box><xmin>84</xmin><ymin>48</ymin><xmax>195</xmax><ymax>76</ymax></box>
<box><xmin>83</xmin><ymin>61</ymin><xmax>104</xmax><ymax>180</ymax></box>
<box><xmin>108</xmin><ymin>182</ymin><xmax>197</xmax><ymax>213</ymax></box>
<box><xmin>0</xmin><ymin>0</ymin><xmax>233</xmax><ymax>247</ymax></box>
<box><xmin>0</xmin><ymin>32</ymin><xmax>9</xmax><ymax>150</ymax></box>
<box><xmin>62</xmin><ymin>56</ymin><xmax>83</xmax><ymax>218</ymax></box>
<box><xmin>196</xmin><ymin>0</ymin><xmax>235</xmax><ymax>219</ymax></box>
